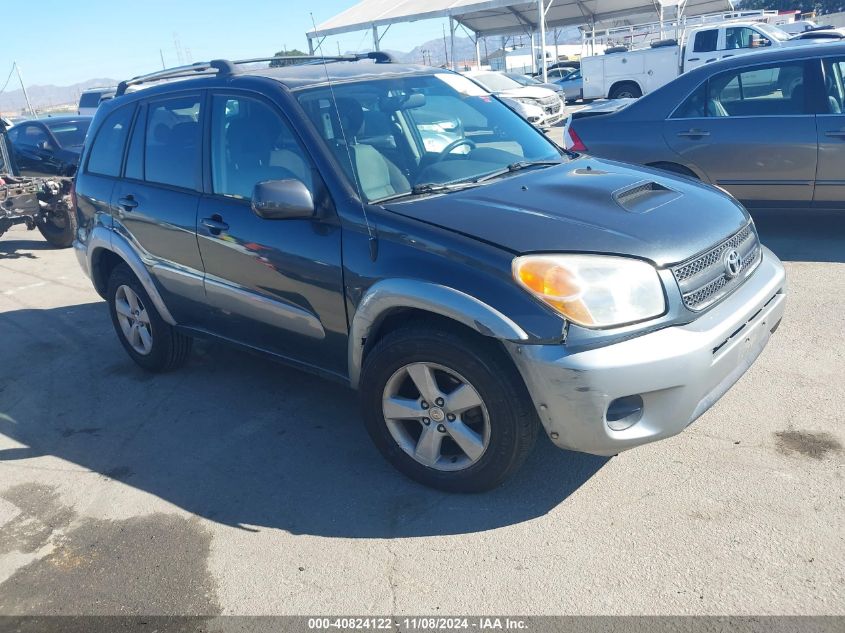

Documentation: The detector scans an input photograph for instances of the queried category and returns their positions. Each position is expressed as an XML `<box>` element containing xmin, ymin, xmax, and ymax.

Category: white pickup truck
<box><xmin>582</xmin><ymin>21</ymin><xmax>810</xmax><ymax>100</ymax></box>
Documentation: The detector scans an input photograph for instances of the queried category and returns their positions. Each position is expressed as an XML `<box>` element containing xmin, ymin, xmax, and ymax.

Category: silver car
<box><xmin>568</xmin><ymin>43</ymin><xmax>845</xmax><ymax>209</ymax></box>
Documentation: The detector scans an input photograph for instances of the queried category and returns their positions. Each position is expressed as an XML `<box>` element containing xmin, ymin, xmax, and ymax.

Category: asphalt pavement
<box><xmin>0</xmin><ymin>206</ymin><xmax>843</xmax><ymax>617</ymax></box>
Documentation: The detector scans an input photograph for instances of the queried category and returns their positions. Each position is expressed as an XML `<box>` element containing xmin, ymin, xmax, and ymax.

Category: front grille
<box><xmin>671</xmin><ymin>223</ymin><xmax>761</xmax><ymax>311</ymax></box>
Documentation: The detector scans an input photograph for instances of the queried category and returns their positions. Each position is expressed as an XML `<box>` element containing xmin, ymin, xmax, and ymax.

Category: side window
<box><xmin>706</xmin><ymin>62</ymin><xmax>806</xmax><ymax>116</ymax></box>
<box><xmin>13</xmin><ymin>125</ymin><xmax>49</xmax><ymax>148</ymax></box>
<box><xmin>210</xmin><ymin>95</ymin><xmax>314</xmax><ymax>200</ymax></box>
<box><xmin>145</xmin><ymin>96</ymin><xmax>201</xmax><ymax>190</ymax></box>
<box><xmin>86</xmin><ymin>105</ymin><xmax>134</xmax><ymax>177</ymax></box>
<box><xmin>125</xmin><ymin>105</ymin><xmax>146</xmax><ymax>180</ymax></box>
<box><xmin>672</xmin><ymin>82</ymin><xmax>708</xmax><ymax>118</ymax></box>
<box><xmin>693</xmin><ymin>29</ymin><xmax>718</xmax><ymax>53</ymax></box>
<box><xmin>725</xmin><ymin>27</ymin><xmax>770</xmax><ymax>50</ymax></box>
<box><xmin>823</xmin><ymin>58</ymin><xmax>845</xmax><ymax>114</ymax></box>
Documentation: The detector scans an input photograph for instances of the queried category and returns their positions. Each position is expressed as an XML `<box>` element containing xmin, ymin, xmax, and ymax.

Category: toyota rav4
<box><xmin>73</xmin><ymin>53</ymin><xmax>786</xmax><ymax>491</ymax></box>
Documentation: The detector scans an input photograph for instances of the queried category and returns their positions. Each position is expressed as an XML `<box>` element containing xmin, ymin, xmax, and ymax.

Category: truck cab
<box><xmin>583</xmin><ymin>21</ymin><xmax>799</xmax><ymax>100</ymax></box>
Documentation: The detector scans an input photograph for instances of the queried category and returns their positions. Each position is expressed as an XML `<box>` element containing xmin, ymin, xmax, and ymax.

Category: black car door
<box><xmin>111</xmin><ymin>94</ymin><xmax>207</xmax><ymax>324</ymax></box>
<box><xmin>7</xmin><ymin>123</ymin><xmax>62</xmax><ymax>177</ymax></box>
<box><xmin>195</xmin><ymin>91</ymin><xmax>348</xmax><ymax>378</ymax></box>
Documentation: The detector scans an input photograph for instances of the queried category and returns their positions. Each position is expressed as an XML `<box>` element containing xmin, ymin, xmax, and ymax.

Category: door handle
<box><xmin>688</xmin><ymin>57</ymin><xmax>700</xmax><ymax>61</ymax></box>
<box><xmin>824</xmin><ymin>130</ymin><xmax>845</xmax><ymax>139</ymax></box>
<box><xmin>677</xmin><ymin>129</ymin><xmax>710</xmax><ymax>138</ymax></box>
<box><xmin>201</xmin><ymin>215</ymin><xmax>229</xmax><ymax>234</ymax></box>
<box><xmin>117</xmin><ymin>195</ymin><xmax>138</xmax><ymax>211</ymax></box>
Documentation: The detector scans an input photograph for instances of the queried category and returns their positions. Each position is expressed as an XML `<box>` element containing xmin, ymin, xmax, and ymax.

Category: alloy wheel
<box><xmin>382</xmin><ymin>362</ymin><xmax>491</xmax><ymax>471</ymax></box>
<box><xmin>114</xmin><ymin>285</ymin><xmax>153</xmax><ymax>356</ymax></box>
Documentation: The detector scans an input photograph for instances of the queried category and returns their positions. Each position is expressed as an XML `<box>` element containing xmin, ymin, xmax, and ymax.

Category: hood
<box><xmin>496</xmin><ymin>86</ymin><xmax>558</xmax><ymax>100</ymax></box>
<box><xmin>384</xmin><ymin>156</ymin><xmax>749</xmax><ymax>267</ymax></box>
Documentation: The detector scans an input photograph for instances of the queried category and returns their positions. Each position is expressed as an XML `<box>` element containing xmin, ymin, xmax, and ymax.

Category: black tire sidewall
<box><xmin>360</xmin><ymin>329</ymin><xmax>535</xmax><ymax>492</ymax></box>
<box><xmin>37</xmin><ymin>205</ymin><xmax>77</xmax><ymax>248</ymax></box>
<box><xmin>106</xmin><ymin>265</ymin><xmax>175</xmax><ymax>372</ymax></box>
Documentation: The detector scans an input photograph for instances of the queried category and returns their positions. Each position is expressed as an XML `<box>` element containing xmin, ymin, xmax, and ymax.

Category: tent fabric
<box><xmin>308</xmin><ymin>0</ymin><xmax>735</xmax><ymax>39</ymax></box>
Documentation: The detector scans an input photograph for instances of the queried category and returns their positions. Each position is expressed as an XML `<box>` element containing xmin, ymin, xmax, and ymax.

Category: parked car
<box><xmin>532</xmin><ymin>61</ymin><xmax>580</xmax><ymax>78</ymax></box>
<box><xmin>0</xmin><ymin>117</ymin><xmax>77</xmax><ymax>247</ymax></box>
<box><xmin>504</xmin><ymin>72</ymin><xmax>565</xmax><ymax>98</ymax></box>
<box><xmin>78</xmin><ymin>87</ymin><xmax>116</xmax><ymax>115</ymax></box>
<box><xmin>5</xmin><ymin>115</ymin><xmax>92</xmax><ymax>178</ymax></box>
<box><xmin>462</xmin><ymin>70</ymin><xmax>566</xmax><ymax>127</ymax></box>
<box><xmin>555</xmin><ymin>68</ymin><xmax>584</xmax><ymax>102</ymax></box>
<box><xmin>581</xmin><ymin>20</ymin><xmax>834</xmax><ymax>100</ymax></box>
<box><xmin>567</xmin><ymin>43</ymin><xmax>845</xmax><ymax>209</ymax></box>
<box><xmin>74</xmin><ymin>53</ymin><xmax>786</xmax><ymax>491</ymax></box>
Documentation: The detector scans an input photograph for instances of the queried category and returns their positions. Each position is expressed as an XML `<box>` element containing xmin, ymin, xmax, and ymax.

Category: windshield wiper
<box><xmin>474</xmin><ymin>159</ymin><xmax>562</xmax><ymax>183</ymax></box>
<box><xmin>371</xmin><ymin>180</ymin><xmax>482</xmax><ymax>204</ymax></box>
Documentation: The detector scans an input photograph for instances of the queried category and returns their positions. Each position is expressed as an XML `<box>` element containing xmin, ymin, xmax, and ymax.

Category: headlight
<box><xmin>512</xmin><ymin>254</ymin><xmax>666</xmax><ymax>328</ymax></box>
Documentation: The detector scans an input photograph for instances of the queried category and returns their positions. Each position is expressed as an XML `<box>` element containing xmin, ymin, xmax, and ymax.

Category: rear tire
<box><xmin>359</xmin><ymin>324</ymin><xmax>539</xmax><ymax>492</ymax></box>
<box><xmin>608</xmin><ymin>82</ymin><xmax>642</xmax><ymax>99</ymax></box>
<box><xmin>106</xmin><ymin>263</ymin><xmax>192</xmax><ymax>372</ymax></box>
<box><xmin>37</xmin><ymin>205</ymin><xmax>77</xmax><ymax>248</ymax></box>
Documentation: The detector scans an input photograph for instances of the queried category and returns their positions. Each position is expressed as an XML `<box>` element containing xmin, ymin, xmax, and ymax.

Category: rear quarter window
<box><xmin>86</xmin><ymin>105</ymin><xmax>134</xmax><ymax>176</ymax></box>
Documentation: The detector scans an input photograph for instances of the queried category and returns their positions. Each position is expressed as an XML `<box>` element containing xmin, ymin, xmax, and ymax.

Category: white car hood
<box><xmin>495</xmin><ymin>86</ymin><xmax>558</xmax><ymax>100</ymax></box>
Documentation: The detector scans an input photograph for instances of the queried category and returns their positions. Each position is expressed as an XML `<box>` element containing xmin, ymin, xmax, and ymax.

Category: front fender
<box><xmin>348</xmin><ymin>278</ymin><xmax>529</xmax><ymax>389</ymax></box>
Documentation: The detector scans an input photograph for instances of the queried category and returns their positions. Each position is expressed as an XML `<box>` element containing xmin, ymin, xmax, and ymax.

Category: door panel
<box><xmin>815</xmin><ymin>57</ymin><xmax>845</xmax><ymax>207</ymax></box>
<box><xmin>197</xmin><ymin>93</ymin><xmax>347</xmax><ymax>377</ymax></box>
<box><xmin>664</xmin><ymin>60</ymin><xmax>817</xmax><ymax>206</ymax></box>
<box><xmin>113</xmin><ymin>94</ymin><xmax>206</xmax><ymax>324</ymax></box>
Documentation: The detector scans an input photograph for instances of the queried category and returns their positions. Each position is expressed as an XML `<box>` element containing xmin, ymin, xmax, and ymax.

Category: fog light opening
<box><xmin>606</xmin><ymin>395</ymin><xmax>644</xmax><ymax>431</ymax></box>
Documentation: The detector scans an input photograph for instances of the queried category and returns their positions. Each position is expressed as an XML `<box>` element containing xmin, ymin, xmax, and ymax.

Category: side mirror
<box><xmin>251</xmin><ymin>179</ymin><xmax>315</xmax><ymax>220</ymax></box>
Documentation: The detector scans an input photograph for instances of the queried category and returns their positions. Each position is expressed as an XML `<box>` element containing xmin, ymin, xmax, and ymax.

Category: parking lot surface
<box><xmin>0</xmin><ymin>208</ymin><xmax>843</xmax><ymax>616</ymax></box>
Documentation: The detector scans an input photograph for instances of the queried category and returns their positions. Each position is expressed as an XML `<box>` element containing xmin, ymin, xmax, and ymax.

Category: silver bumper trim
<box><xmin>507</xmin><ymin>246</ymin><xmax>787</xmax><ymax>456</ymax></box>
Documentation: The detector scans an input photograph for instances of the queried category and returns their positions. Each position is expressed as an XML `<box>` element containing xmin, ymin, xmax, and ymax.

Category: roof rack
<box><xmin>115</xmin><ymin>51</ymin><xmax>395</xmax><ymax>96</ymax></box>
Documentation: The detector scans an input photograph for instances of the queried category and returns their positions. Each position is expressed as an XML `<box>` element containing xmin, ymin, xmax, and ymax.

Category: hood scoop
<box><xmin>613</xmin><ymin>181</ymin><xmax>682</xmax><ymax>214</ymax></box>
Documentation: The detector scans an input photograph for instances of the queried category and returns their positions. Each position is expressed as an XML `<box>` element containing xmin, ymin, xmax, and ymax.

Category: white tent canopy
<box><xmin>306</xmin><ymin>0</ymin><xmax>735</xmax><ymax>80</ymax></box>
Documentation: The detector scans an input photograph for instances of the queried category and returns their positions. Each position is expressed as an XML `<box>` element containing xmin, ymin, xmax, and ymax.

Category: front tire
<box><xmin>106</xmin><ymin>263</ymin><xmax>192</xmax><ymax>372</ymax></box>
<box><xmin>359</xmin><ymin>324</ymin><xmax>539</xmax><ymax>492</ymax></box>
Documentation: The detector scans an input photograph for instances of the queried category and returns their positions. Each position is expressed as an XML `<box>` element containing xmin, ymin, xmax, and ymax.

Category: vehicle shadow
<box><xmin>0</xmin><ymin>236</ymin><xmax>51</xmax><ymax>259</ymax></box>
<box><xmin>750</xmin><ymin>208</ymin><xmax>845</xmax><ymax>264</ymax></box>
<box><xmin>0</xmin><ymin>301</ymin><xmax>607</xmax><ymax>538</ymax></box>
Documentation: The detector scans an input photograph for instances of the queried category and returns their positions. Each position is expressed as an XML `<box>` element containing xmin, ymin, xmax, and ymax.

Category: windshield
<box><xmin>756</xmin><ymin>23</ymin><xmax>791</xmax><ymax>41</ymax></box>
<box><xmin>467</xmin><ymin>72</ymin><xmax>522</xmax><ymax>92</ymax></box>
<box><xmin>46</xmin><ymin>119</ymin><xmax>90</xmax><ymax>148</ymax></box>
<box><xmin>296</xmin><ymin>73</ymin><xmax>562</xmax><ymax>203</ymax></box>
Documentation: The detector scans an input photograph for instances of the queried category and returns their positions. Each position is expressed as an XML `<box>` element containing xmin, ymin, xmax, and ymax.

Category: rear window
<box><xmin>79</xmin><ymin>92</ymin><xmax>106</xmax><ymax>108</ymax></box>
<box><xmin>693</xmin><ymin>29</ymin><xmax>718</xmax><ymax>53</ymax></box>
<box><xmin>46</xmin><ymin>120</ymin><xmax>90</xmax><ymax>148</ymax></box>
<box><xmin>86</xmin><ymin>106</ymin><xmax>133</xmax><ymax>177</ymax></box>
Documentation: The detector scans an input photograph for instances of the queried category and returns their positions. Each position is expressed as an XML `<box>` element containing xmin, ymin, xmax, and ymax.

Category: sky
<box><xmin>1</xmin><ymin>0</ymin><xmax>454</xmax><ymax>87</ymax></box>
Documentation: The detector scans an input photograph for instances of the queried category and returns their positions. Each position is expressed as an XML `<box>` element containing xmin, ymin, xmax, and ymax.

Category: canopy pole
<box><xmin>475</xmin><ymin>35</ymin><xmax>482</xmax><ymax>68</ymax></box>
<box><xmin>530</xmin><ymin>32</ymin><xmax>537</xmax><ymax>74</ymax></box>
<box><xmin>307</xmin><ymin>37</ymin><xmax>314</xmax><ymax>55</ymax></box>
<box><xmin>449</xmin><ymin>16</ymin><xmax>457</xmax><ymax>71</ymax></box>
<box><xmin>538</xmin><ymin>0</ymin><xmax>548</xmax><ymax>83</ymax></box>
<box><xmin>372</xmin><ymin>25</ymin><xmax>380</xmax><ymax>51</ymax></box>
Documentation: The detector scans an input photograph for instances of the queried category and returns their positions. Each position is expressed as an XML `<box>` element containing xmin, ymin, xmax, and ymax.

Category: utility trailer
<box><xmin>0</xmin><ymin>118</ymin><xmax>76</xmax><ymax>248</ymax></box>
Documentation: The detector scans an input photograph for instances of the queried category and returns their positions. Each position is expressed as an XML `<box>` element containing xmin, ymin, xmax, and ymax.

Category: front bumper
<box><xmin>507</xmin><ymin>246</ymin><xmax>786</xmax><ymax>456</ymax></box>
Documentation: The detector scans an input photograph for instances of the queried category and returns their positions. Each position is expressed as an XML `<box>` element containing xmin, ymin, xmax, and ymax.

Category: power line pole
<box><xmin>160</xmin><ymin>49</ymin><xmax>166</xmax><ymax>69</ymax></box>
<box><xmin>14</xmin><ymin>61</ymin><xmax>37</xmax><ymax>119</ymax></box>
<box><xmin>442</xmin><ymin>23</ymin><xmax>449</xmax><ymax>67</ymax></box>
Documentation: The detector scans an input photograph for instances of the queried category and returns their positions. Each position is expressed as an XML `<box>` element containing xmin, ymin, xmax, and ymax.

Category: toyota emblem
<box><xmin>723</xmin><ymin>249</ymin><xmax>742</xmax><ymax>278</ymax></box>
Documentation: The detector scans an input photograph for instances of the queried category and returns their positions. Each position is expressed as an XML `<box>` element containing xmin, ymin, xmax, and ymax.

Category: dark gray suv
<box><xmin>74</xmin><ymin>54</ymin><xmax>787</xmax><ymax>491</ymax></box>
